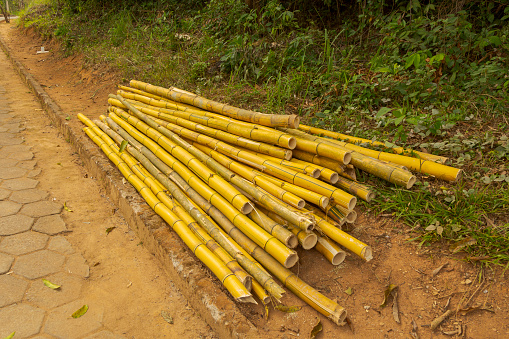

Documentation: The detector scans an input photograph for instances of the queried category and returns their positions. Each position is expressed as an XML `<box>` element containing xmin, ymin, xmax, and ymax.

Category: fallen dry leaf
<box><xmin>432</xmin><ymin>263</ymin><xmax>448</xmax><ymax>277</ymax></box>
<box><xmin>310</xmin><ymin>319</ymin><xmax>322</xmax><ymax>339</ymax></box>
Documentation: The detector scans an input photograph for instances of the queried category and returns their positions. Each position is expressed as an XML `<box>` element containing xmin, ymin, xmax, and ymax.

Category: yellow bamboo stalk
<box><xmin>249</xmin><ymin>208</ymin><xmax>298</xmax><ymax>249</ymax></box>
<box><xmin>112</xmin><ymin>93</ymin><xmax>297</xmax><ymax>150</ymax></box>
<box><xmin>314</xmin><ymin>234</ymin><xmax>346</xmax><ymax>265</ymax></box>
<box><xmin>286</xmin><ymin>129</ymin><xmax>417</xmax><ymax>188</ymax></box>
<box><xmin>130</xmin><ymin>80</ymin><xmax>300</xmax><ymax>128</ymax></box>
<box><xmin>81</xmin><ymin>124</ymin><xmax>254</xmax><ymax>303</ymax></box>
<box><xmin>107</xmin><ymin>111</ymin><xmax>298</xmax><ymax>268</ymax></box>
<box><xmin>111</xmin><ymin>96</ymin><xmax>292</xmax><ymax>160</ymax></box>
<box><xmin>291</xmin><ymin>149</ymin><xmax>356</xmax><ymax>180</ymax></box>
<box><xmin>335</xmin><ymin>176</ymin><xmax>376</xmax><ymax>202</ymax></box>
<box><xmin>251</xmin><ymin>280</ymin><xmax>270</xmax><ymax>304</ymax></box>
<box><xmin>299</xmin><ymin>124</ymin><xmax>448</xmax><ymax>164</ymax></box>
<box><xmin>292</xmin><ymin>128</ymin><xmax>461</xmax><ymax>182</ymax></box>
<box><xmin>304</xmin><ymin>204</ymin><xmax>345</xmax><ymax>228</ymax></box>
<box><xmin>289</xmin><ymin>226</ymin><xmax>317</xmax><ymax>250</ymax></box>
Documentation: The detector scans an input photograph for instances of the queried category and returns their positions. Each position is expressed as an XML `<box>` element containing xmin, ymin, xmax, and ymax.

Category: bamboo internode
<box><xmin>77</xmin><ymin>79</ymin><xmax>462</xmax><ymax>328</ymax></box>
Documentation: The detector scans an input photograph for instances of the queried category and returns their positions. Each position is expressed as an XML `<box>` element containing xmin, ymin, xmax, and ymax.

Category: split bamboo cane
<box><xmin>251</xmin><ymin>280</ymin><xmax>271</xmax><ymax>304</ymax></box>
<box><xmin>298</xmin><ymin>124</ymin><xmax>448</xmax><ymax>164</ymax></box>
<box><xmin>110</xmin><ymin>96</ymin><xmax>292</xmax><ymax>160</ymax></box>
<box><xmin>314</xmin><ymin>234</ymin><xmax>347</xmax><ymax>265</ymax></box>
<box><xmin>130</xmin><ymin>80</ymin><xmax>300</xmax><ymax>128</ymax></box>
<box><xmin>97</xmin><ymin>116</ymin><xmax>286</xmax><ymax>300</ymax></box>
<box><xmin>289</xmin><ymin>127</ymin><xmax>462</xmax><ymax>182</ymax></box>
<box><xmin>107</xmin><ymin>112</ymin><xmax>298</xmax><ymax>268</ymax></box>
<box><xmin>285</xmin><ymin>129</ymin><xmax>417</xmax><ymax>188</ymax></box>
<box><xmin>81</xmin><ymin>124</ymin><xmax>254</xmax><ymax>303</ymax></box>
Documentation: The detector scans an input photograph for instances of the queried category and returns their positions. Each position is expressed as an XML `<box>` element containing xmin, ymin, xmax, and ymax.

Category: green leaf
<box><xmin>119</xmin><ymin>140</ymin><xmax>129</xmax><ymax>152</ymax></box>
<box><xmin>488</xmin><ymin>36</ymin><xmax>501</xmax><ymax>46</ymax></box>
<box><xmin>274</xmin><ymin>305</ymin><xmax>302</xmax><ymax>313</ymax></box>
<box><xmin>405</xmin><ymin>54</ymin><xmax>415</xmax><ymax>69</ymax></box>
<box><xmin>344</xmin><ymin>287</ymin><xmax>353</xmax><ymax>295</ymax></box>
<box><xmin>71</xmin><ymin>305</ymin><xmax>88</xmax><ymax>318</ymax></box>
<box><xmin>161</xmin><ymin>310</ymin><xmax>173</xmax><ymax>324</ymax></box>
<box><xmin>310</xmin><ymin>319</ymin><xmax>323</xmax><ymax>339</ymax></box>
<box><xmin>3</xmin><ymin>332</ymin><xmax>15</xmax><ymax>339</ymax></box>
<box><xmin>105</xmin><ymin>227</ymin><xmax>116</xmax><ymax>235</ymax></box>
<box><xmin>413</xmin><ymin>53</ymin><xmax>421</xmax><ymax>68</ymax></box>
<box><xmin>64</xmin><ymin>202</ymin><xmax>73</xmax><ymax>212</ymax></box>
<box><xmin>450</xmin><ymin>237</ymin><xmax>477</xmax><ymax>254</ymax></box>
<box><xmin>376</xmin><ymin>107</ymin><xmax>392</xmax><ymax>119</ymax></box>
<box><xmin>43</xmin><ymin>279</ymin><xmax>61</xmax><ymax>290</ymax></box>
<box><xmin>394</xmin><ymin>116</ymin><xmax>405</xmax><ymax>126</ymax></box>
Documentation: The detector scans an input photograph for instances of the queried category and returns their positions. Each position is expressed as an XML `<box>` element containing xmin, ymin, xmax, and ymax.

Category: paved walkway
<box><xmin>0</xmin><ymin>88</ymin><xmax>122</xmax><ymax>337</ymax></box>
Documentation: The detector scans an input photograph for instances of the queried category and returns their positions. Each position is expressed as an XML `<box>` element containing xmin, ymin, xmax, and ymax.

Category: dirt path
<box><xmin>1</xmin><ymin>20</ymin><xmax>508</xmax><ymax>339</ymax></box>
<box><xmin>0</xmin><ymin>22</ymin><xmax>214</xmax><ymax>339</ymax></box>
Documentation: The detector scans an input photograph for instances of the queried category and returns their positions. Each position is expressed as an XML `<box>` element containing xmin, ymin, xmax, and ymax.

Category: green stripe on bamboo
<box><xmin>98</xmin><ymin>116</ymin><xmax>287</xmax><ymax>299</ymax></box>
<box><xmin>107</xmin><ymin>112</ymin><xmax>297</xmax><ymax>268</ymax></box>
<box><xmin>286</xmin><ymin>129</ymin><xmax>417</xmax><ymax>188</ymax></box>
<box><xmin>299</xmin><ymin>124</ymin><xmax>448</xmax><ymax>164</ymax></box>
<box><xmin>111</xmin><ymin>95</ymin><xmax>292</xmax><ymax>160</ymax></box>
<box><xmin>130</xmin><ymin>80</ymin><xmax>300</xmax><ymax>128</ymax></box>
<box><xmin>81</xmin><ymin>122</ymin><xmax>254</xmax><ymax>303</ymax></box>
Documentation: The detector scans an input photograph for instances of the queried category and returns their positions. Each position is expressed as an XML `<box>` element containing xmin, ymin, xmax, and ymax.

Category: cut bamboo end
<box><xmin>287</xmin><ymin>235</ymin><xmax>299</xmax><ymax>249</ymax></box>
<box><xmin>236</xmin><ymin>295</ymin><xmax>258</xmax><ymax>304</ymax></box>
<box><xmin>288</xmin><ymin>115</ymin><xmax>300</xmax><ymax>129</ymax></box>
<box><xmin>362</xmin><ymin>246</ymin><xmax>373</xmax><ymax>262</ymax></box>
<box><xmin>346</xmin><ymin>196</ymin><xmax>357</xmax><ymax>211</ymax></box>
<box><xmin>284</xmin><ymin>150</ymin><xmax>292</xmax><ymax>160</ymax></box>
<box><xmin>296</xmin><ymin>199</ymin><xmax>305</xmax><ymax>209</ymax></box>
<box><xmin>343</xmin><ymin>152</ymin><xmax>352</xmax><ymax>165</ymax></box>
<box><xmin>300</xmin><ymin>232</ymin><xmax>317</xmax><ymax>250</ymax></box>
<box><xmin>406</xmin><ymin>175</ymin><xmax>417</xmax><ymax>189</ymax></box>
<box><xmin>320</xmin><ymin>197</ymin><xmax>330</xmax><ymax>209</ymax></box>
<box><xmin>287</xmin><ymin>137</ymin><xmax>297</xmax><ymax>150</ymax></box>
<box><xmin>330</xmin><ymin>308</ymin><xmax>348</xmax><ymax>326</ymax></box>
<box><xmin>310</xmin><ymin>168</ymin><xmax>321</xmax><ymax>178</ymax></box>
<box><xmin>330</xmin><ymin>251</ymin><xmax>346</xmax><ymax>265</ymax></box>
<box><xmin>298</xmin><ymin>217</ymin><xmax>315</xmax><ymax>232</ymax></box>
<box><xmin>329</xmin><ymin>172</ymin><xmax>339</xmax><ymax>184</ymax></box>
<box><xmin>284</xmin><ymin>252</ymin><xmax>299</xmax><ymax>268</ymax></box>
<box><xmin>240</xmin><ymin>201</ymin><xmax>255</xmax><ymax>214</ymax></box>
<box><xmin>346</xmin><ymin>210</ymin><xmax>357</xmax><ymax>223</ymax></box>
<box><xmin>365</xmin><ymin>191</ymin><xmax>376</xmax><ymax>202</ymax></box>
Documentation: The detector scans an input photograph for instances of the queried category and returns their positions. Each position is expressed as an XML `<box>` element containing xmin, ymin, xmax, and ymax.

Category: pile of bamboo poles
<box><xmin>78</xmin><ymin>80</ymin><xmax>462</xmax><ymax>326</ymax></box>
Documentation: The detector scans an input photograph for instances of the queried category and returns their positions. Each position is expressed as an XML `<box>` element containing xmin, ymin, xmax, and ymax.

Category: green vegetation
<box><xmin>17</xmin><ymin>0</ymin><xmax>509</xmax><ymax>265</ymax></box>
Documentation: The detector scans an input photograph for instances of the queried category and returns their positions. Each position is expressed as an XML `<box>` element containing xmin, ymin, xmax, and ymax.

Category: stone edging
<box><xmin>0</xmin><ymin>35</ymin><xmax>260</xmax><ymax>339</ymax></box>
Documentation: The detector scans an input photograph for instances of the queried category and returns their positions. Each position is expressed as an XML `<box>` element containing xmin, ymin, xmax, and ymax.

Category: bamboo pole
<box><xmin>304</xmin><ymin>204</ymin><xmax>345</xmax><ymax>228</ymax></box>
<box><xmin>110</xmin><ymin>96</ymin><xmax>292</xmax><ymax>160</ymax></box>
<box><xmin>290</xmin><ymin>226</ymin><xmax>318</xmax><ymax>250</ymax></box>
<box><xmin>335</xmin><ymin>176</ymin><xmax>376</xmax><ymax>202</ymax></box>
<box><xmin>129</xmin><ymin>80</ymin><xmax>300</xmax><ymax>128</ymax></box>
<box><xmin>289</xmin><ymin>127</ymin><xmax>462</xmax><ymax>182</ymax></box>
<box><xmin>285</xmin><ymin>129</ymin><xmax>417</xmax><ymax>188</ymax></box>
<box><xmin>291</xmin><ymin>149</ymin><xmax>356</xmax><ymax>180</ymax></box>
<box><xmin>81</xmin><ymin>124</ymin><xmax>254</xmax><ymax>303</ymax></box>
<box><xmin>290</xmin><ymin>158</ymin><xmax>339</xmax><ymax>184</ymax></box>
<box><xmin>314</xmin><ymin>234</ymin><xmax>347</xmax><ymax>266</ymax></box>
<box><xmin>298</xmin><ymin>124</ymin><xmax>448</xmax><ymax>164</ymax></box>
<box><xmin>249</xmin><ymin>208</ymin><xmax>298</xmax><ymax>249</ymax></box>
<box><xmin>251</xmin><ymin>280</ymin><xmax>270</xmax><ymax>304</ymax></box>
<box><xmin>107</xmin><ymin>111</ymin><xmax>298</xmax><ymax>268</ymax></box>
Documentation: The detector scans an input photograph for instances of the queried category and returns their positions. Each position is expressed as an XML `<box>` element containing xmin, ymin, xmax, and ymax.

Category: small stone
<box><xmin>0</xmin><ymin>275</ymin><xmax>29</xmax><ymax>307</ymax></box>
<box><xmin>48</xmin><ymin>236</ymin><xmax>75</xmax><ymax>254</ymax></box>
<box><xmin>0</xmin><ymin>252</ymin><xmax>14</xmax><ymax>274</ymax></box>
<box><xmin>0</xmin><ymin>167</ymin><xmax>27</xmax><ymax>179</ymax></box>
<box><xmin>0</xmin><ymin>304</ymin><xmax>45</xmax><ymax>338</ymax></box>
<box><xmin>1</xmin><ymin>178</ymin><xmax>39</xmax><ymax>190</ymax></box>
<box><xmin>0</xmin><ymin>214</ymin><xmax>34</xmax><ymax>235</ymax></box>
<box><xmin>45</xmin><ymin>300</ymin><xmax>103</xmax><ymax>339</ymax></box>
<box><xmin>33</xmin><ymin>214</ymin><xmax>67</xmax><ymax>235</ymax></box>
<box><xmin>12</xmin><ymin>250</ymin><xmax>65</xmax><ymax>279</ymax></box>
<box><xmin>20</xmin><ymin>200</ymin><xmax>62</xmax><ymax>217</ymax></box>
<box><xmin>0</xmin><ymin>231</ymin><xmax>49</xmax><ymax>255</ymax></box>
<box><xmin>66</xmin><ymin>253</ymin><xmax>90</xmax><ymax>278</ymax></box>
<box><xmin>9</xmin><ymin>189</ymin><xmax>48</xmax><ymax>204</ymax></box>
<box><xmin>0</xmin><ymin>200</ymin><xmax>22</xmax><ymax>217</ymax></box>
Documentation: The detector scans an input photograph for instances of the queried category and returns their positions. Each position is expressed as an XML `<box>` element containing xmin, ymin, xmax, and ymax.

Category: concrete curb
<box><xmin>0</xmin><ymin>35</ymin><xmax>260</xmax><ymax>339</ymax></box>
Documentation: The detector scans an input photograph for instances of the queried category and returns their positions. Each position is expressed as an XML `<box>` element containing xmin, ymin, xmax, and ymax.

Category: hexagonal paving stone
<box><xmin>0</xmin><ymin>214</ymin><xmax>34</xmax><ymax>235</ymax></box>
<box><xmin>0</xmin><ymin>252</ymin><xmax>14</xmax><ymax>274</ymax></box>
<box><xmin>18</xmin><ymin>160</ymin><xmax>37</xmax><ymax>170</ymax></box>
<box><xmin>84</xmin><ymin>330</ymin><xmax>125</xmax><ymax>339</ymax></box>
<box><xmin>66</xmin><ymin>253</ymin><xmax>90</xmax><ymax>278</ymax></box>
<box><xmin>44</xmin><ymin>300</ymin><xmax>104</xmax><ymax>339</ymax></box>
<box><xmin>0</xmin><ymin>201</ymin><xmax>22</xmax><ymax>217</ymax></box>
<box><xmin>0</xmin><ymin>167</ymin><xmax>27</xmax><ymax>180</ymax></box>
<box><xmin>0</xmin><ymin>231</ymin><xmax>49</xmax><ymax>255</ymax></box>
<box><xmin>0</xmin><ymin>133</ymin><xmax>23</xmax><ymax>146</ymax></box>
<box><xmin>20</xmin><ymin>201</ymin><xmax>62</xmax><ymax>218</ymax></box>
<box><xmin>0</xmin><ymin>158</ymin><xmax>18</xmax><ymax>168</ymax></box>
<box><xmin>9</xmin><ymin>189</ymin><xmax>48</xmax><ymax>204</ymax></box>
<box><xmin>0</xmin><ymin>275</ymin><xmax>29</xmax><ymax>307</ymax></box>
<box><xmin>33</xmin><ymin>214</ymin><xmax>67</xmax><ymax>235</ymax></box>
<box><xmin>12</xmin><ymin>250</ymin><xmax>65</xmax><ymax>280</ymax></box>
<box><xmin>27</xmin><ymin>168</ymin><xmax>42</xmax><ymax>178</ymax></box>
<box><xmin>0</xmin><ymin>188</ymin><xmax>10</xmax><ymax>200</ymax></box>
<box><xmin>1</xmin><ymin>178</ymin><xmax>39</xmax><ymax>190</ymax></box>
<box><xmin>25</xmin><ymin>272</ymin><xmax>84</xmax><ymax>309</ymax></box>
<box><xmin>0</xmin><ymin>304</ymin><xmax>45</xmax><ymax>338</ymax></box>
<box><xmin>48</xmin><ymin>236</ymin><xmax>75</xmax><ymax>254</ymax></box>
<box><xmin>0</xmin><ymin>144</ymin><xmax>32</xmax><ymax>154</ymax></box>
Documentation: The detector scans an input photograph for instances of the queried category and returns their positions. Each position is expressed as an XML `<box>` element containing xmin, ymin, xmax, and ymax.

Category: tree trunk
<box><xmin>0</xmin><ymin>2</ymin><xmax>9</xmax><ymax>23</ymax></box>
